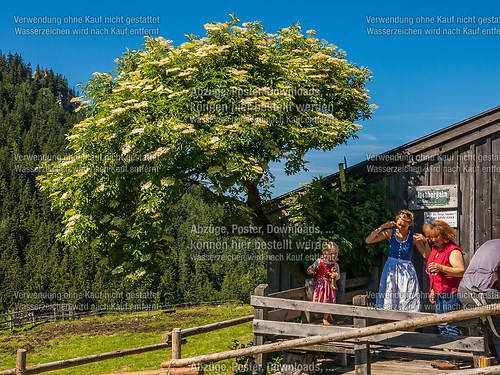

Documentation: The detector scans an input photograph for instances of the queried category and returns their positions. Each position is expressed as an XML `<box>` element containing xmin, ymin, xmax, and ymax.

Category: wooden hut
<box><xmin>265</xmin><ymin>106</ymin><xmax>500</xmax><ymax>296</ymax></box>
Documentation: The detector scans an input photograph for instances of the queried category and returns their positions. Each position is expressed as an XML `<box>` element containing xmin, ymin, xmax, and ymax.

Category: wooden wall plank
<box><xmin>475</xmin><ymin>138</ymin><xmax>492</xmax><ymax>247</ymax></box>
<box><xmin>459</xmin><ymin>144</ymin><xmax>476</xmax><ymax>263</ymax></box>
<box><xmin>491</xmin><ymin>133</ymin><xmax>500</xmax><ymax>239</ymax></box>
<box><xmin>429</xmin><ymin>158</ymin><xmax>443</xmax><ymax>186</ymax></box>
<box><xmin>267</xmin><ymin>259</ymin><xmax>281</xmax><ymax>294</ymax></box>
<box><xmin>442</xmin><ymin>150</ymin><xmax>459</xmax><ymax>185</ymax></box>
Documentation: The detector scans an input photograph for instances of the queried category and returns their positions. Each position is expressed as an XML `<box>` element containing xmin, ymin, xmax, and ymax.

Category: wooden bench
<box><xmin>251</xmin><ymin>284</ymin><xmax>488</xmax><ymax>374</ymax></box>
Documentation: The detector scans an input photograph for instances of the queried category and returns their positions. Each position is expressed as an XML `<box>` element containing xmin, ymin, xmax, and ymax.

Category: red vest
<box><xmin>426</xmin><ymin>241</ymin><xmax>463</xmax><ymax>294</ymax></box>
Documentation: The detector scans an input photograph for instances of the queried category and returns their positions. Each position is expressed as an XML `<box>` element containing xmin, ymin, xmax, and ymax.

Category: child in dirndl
<box><xmin>307</xmin><ymin>242</ymin><xmax>340</xmax><ymax>325</ymax></box>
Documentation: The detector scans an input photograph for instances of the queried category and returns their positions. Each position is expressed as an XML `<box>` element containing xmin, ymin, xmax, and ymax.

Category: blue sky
<box><xmin>1</xmin><ymin>0</ymin><xmax>499</xmax><ymax>197</ymax></box>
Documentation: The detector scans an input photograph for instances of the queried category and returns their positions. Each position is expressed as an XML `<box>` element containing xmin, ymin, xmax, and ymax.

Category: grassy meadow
<box><xmin>0</xmin><ymin>303</ymin><xmax>254</xmax><ymax>374</ymax></box>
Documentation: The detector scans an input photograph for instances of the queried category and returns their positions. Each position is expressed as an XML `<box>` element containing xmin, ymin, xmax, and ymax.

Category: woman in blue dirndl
<box><xmin>365</xmin><ymin>210</ymin><xmax>430</xmax><ymax>311</ymax></box>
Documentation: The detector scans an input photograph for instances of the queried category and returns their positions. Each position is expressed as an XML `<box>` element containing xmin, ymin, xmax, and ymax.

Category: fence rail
<box><xmin>0</xmin><ymin>310</ymin><xmax>251</xmax><ymax>375</ymax></box>
<box><xmin>0</xmin><ymin>305</ymin><xmax>154</xmax><ymax>331</ymax></box>
<box><xmin>0</xmin><ymin>300</ymin><xmax>239</xmax><ymax>331</ymax></box>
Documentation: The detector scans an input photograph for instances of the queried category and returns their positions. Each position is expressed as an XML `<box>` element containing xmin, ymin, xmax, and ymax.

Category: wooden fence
<box><xmin>159</xmin><ymin>285</ymin><xmax>500</xmax><ymax>375</ymax></box>
<box><xmin>0</xmin><ymin>313</ymin><xmax>252</xmax><ymax>375</ymax></box>
<box><xmin>0</xmin><ymin>300</ymin><xmax>238</xmax><ymax>331</ymax></box>
<box><xmin>161</xmin><ymin>301</ymin><xmax>500</xmax><ymax>368</ymax></box>
<box><xmin>251</xmin><ymin>284</ymin><xmax>491</xmax><ymax>374</ymax></box>
<box><xmin>0</xmin><ymin>304</ymin><xmax>95</xmax><ymax>331</ymax></box>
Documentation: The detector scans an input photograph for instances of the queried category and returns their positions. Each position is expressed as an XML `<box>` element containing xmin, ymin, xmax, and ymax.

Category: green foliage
<box><xmin>172</xmin><ymin>188</ymin><xmax>266</xmax><ymax>304</ymax></box>
<box><xmin>288</xmin><ymin>177</ymin><xmax>392</xmax><ymax>277</ymax></box>
<box><xmin>39</xmin><ymin>17</ymin><xmax>375</xmax><ymax>276</ymax></box>
<box><xmin>0</xmin><ymin>52</ymin><xmax>80</xmax><ymax>311</ymax></box>
<box><xmin>231</xmin><ymin>340</ymin><xmax>253</xmax><ymax>375</ymax></box>
<box><xmin>0</xmin><ymin>52</ymin><xmax>264</xmax><ymax>313</ymax></box>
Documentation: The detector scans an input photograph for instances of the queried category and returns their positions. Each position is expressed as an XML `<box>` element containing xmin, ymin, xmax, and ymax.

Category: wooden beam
<box><xmin>268</xmin><ymin>287</ymin><xmax>305</xmax><ymax>300</ymax></box>
<box><xmin>102</xmin><ymin>367</ymin><xmax>203</xmax><ymax>375</ymax></box>
<box><xmin>293</xmin><ymin>344</ymin><xmax>354</xmax><ymax>355</ymax></box>
<box><xmin>405</xmin><ymin>118</ymin><xmax>500</xmax><ymax>157</ymax></box>
<box><xmin>252</xmin><ymin>295</ymin><xmax>475</xmax><ymax>327</ymax></box>
<box><xmin>162</xmin><ymin>303</ymin><xmax>500</xmax><ymax>368</ymax></box>
<box><xmin>345</xmin><ymin>277</ymin><xmax>370</xmax><ymax>289</ymax></box>
<box><xmin>251</xmin><ymin>295</ymin><xmax>431</xmax><ymax>320</ymax></box>
<box><xmin>20</xmin><ymin>343</ymin><xmax>172</xmax><ymax>374</ymax></box>
<box><xmin>447</xmin><ymin>364</ymin><xmax>500</xmax><ymax>375</ymax></box>
<box><xmin>252</xmin><ymin>320</ymin><xmax>485</xmax><ymax>352</ymax></box>
<box><xmin>181</xmin><ymin>315</ymin><xmax>253</xmax><ymax>337</ymax></box>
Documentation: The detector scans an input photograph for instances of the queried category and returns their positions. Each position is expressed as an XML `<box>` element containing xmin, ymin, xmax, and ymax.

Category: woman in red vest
<box><xmin>423</xmin><ymin>220</ymin><xmax>465</xmax><ymax>335</ymax></box>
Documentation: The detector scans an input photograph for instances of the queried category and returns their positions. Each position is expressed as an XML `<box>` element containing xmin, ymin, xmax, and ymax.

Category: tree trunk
<box><xmin>243</xmin><ymin>180</ymin><xmax>306</xmax><ymax>284</ymax></box>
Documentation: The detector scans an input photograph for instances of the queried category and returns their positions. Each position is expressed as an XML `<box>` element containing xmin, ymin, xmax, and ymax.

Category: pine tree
<box><xmin>0</xmin><ymin>52</ymin><xmax>79</xmax><ymax>311</ymax></box>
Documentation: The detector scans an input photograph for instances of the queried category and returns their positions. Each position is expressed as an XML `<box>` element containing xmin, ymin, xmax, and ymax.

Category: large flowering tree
<box><xmin>39</xmin><ymin>16</ymin><xmax>375</xmax><ymax>281</ymax></box>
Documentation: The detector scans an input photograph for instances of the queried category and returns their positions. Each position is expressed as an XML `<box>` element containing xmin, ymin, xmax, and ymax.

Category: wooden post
<box><xmin>368</xmin><ymin>266</ymin><xmax>379</xmax><ymax>306</ymax></box>
<box><xmin>172</xmin><ymin>328</ymin><xmax>181</xmax><ymax>360</ymax></box>
<box><xmin>253</xmin><ymin>284</ymin><xmax>268</xmax><ymax>375</ymax></box>
<box><xmin>304</xmin><ymin>278</ymin><xmax>314</xmax><ymax>323</ymax></box>
<box><xmin>336</xmin><ymin>272</ymin><xmax>348</xmax><ymax>367</ymax></box>
<box><xmin>353</xmin><ymin>294</ymin><xmax>370</xmax><ymax>375</ymax></box>
<box><xmin>16</xmin><ymin>349</ymin><xmax>26</xmax><ymax>375</ymax></box>
<box><xmin>472</xmin><ymin>323</ymin><xmax>489</xmax><ymax>368</ymax></box>
<box><xmin>336</xmin><ymin>272</ymin><xmax>347</xmax><ymax>304</ymax></box>
<box><xmin>8</xmin><ymin>314</ymin><xmax>13</xmax><ymax>332</ymax></box>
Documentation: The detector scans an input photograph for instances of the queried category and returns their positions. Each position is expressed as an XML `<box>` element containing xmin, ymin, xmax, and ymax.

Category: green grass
<box><xmin>0</xmin><ymin>303</ymin><xmax>254</xmax><ymax>374</ymax></box>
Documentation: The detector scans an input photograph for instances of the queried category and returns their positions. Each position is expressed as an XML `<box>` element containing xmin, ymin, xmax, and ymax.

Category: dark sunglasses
<box><xmin>398</xmin><ymin>210</ymin><xmax>414</xmax><ymax>219</ymax></box>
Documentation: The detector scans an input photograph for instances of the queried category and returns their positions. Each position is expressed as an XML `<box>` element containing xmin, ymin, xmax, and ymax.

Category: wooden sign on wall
<box><xmin>408</xmin><ymin>185</ymin><xmax>458</xmax><ymax>210</ymax></box>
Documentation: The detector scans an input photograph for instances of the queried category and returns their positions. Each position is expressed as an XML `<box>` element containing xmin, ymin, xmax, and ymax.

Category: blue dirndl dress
<box><xmin>376</xmin><ymin>229</ymin><xmax>421</xmax><ymax>311</ymax></box>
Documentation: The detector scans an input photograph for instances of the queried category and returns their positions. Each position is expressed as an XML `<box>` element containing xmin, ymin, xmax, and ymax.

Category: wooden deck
<box><xmin>314</xmin><ymin>357</ymin><xmax>473</xmax><ymax>374</ymax></box>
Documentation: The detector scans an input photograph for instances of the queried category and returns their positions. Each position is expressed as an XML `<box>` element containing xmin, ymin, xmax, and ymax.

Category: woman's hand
<box><xmin>429</xmin><ymin>289</ymin><xmax>435</xmax><ymax>304</ymax></box>
<box><xmin>427</xmin><ymin>262</ymin><xmax>441</xmax><ymax>274</ymax></box>
<box><xmin>365</xmin><ymin>221</ymin><xmax>395</xmax><ymax>244</ymax></box>
<box><xmin>380</xmin><ymin>221</ymin><xmax>396</xmax><ymax>229</ymax></box>
<box><xmin>413</xmin><ymin>233</ymin><xmax>427</xmax><ymax>243</ymax></box>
